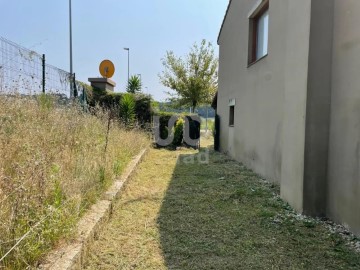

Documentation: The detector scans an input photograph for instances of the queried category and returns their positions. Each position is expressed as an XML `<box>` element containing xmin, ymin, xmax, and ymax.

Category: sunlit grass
<box><xmin>85</xmin><ymin>136</ymin><xmax>360</xmax><ymax>270</ymax></box>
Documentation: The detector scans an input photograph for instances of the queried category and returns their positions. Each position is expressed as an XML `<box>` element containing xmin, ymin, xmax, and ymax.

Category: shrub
<box><xmin>134</xmin><ymin>93</ymin><xmax>153</xmax><ymax>129</ymax></box>
<box><xmin>173</xmin><ymin>118</ymin><xmax>185</xmax><ymax>147</ymax></box>
<box><xmin>84</xmin><ymin>85</ymin><xmax>152</xmax><ymax>126</ymax></box>
<box><xmin>119</xmin><ymin>93</ymin><xmax>136</xmax><ymax>127</ymax></box>
<box><xmin>155</xmin><ymin>112</ymin><xmax>179</xmax><ymax>142</ymax></box>
<box><xmin>155</xmin><ymin>112</ymin><xmax>200</xmax><ymax>148</ymax></box>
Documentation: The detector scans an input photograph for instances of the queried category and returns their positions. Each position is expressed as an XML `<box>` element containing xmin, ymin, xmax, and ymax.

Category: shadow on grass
<box><xmin>157</xmin><ymin>147</ymin><xmax>360</xmax><ymax>270</ymax></box>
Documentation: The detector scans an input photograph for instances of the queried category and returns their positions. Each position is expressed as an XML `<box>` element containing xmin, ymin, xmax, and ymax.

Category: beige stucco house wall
<box><xmin>217</xmin><ymin>0</ymin><xmax>360</xmax><ymax>235</ymax></box>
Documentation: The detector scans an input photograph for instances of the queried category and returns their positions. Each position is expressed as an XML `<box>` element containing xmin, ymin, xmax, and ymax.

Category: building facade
<box><xmin>217</xmin><ymin>0</ymin><xmax>360</xmax><ymax>235</ymax></box>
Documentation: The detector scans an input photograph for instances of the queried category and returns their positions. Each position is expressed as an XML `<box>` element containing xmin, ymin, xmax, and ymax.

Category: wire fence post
<box><xmin>42</xmin><ymin>54</ymin><xmax>46</xmax><ymax>94</ymax></box>
<box><xmin>73</xmin><ymin>73</ymin><xmax>78</xmax><ymax>98</ymax></box>
<box><xmin>82</xmin><ymin>84</ymin><xmax>86</xmax><ymax>104</ymax></box>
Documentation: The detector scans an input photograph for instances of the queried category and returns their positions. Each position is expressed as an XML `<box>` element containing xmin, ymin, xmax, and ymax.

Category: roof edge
<box><xmin>217</xmin><ymin>0</ymin><xmax>233</xmax><ymax>45</ymax></box>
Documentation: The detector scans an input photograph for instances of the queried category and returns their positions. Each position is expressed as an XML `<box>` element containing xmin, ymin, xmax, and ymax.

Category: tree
<box><xmin>159</xmin><ymin>40</ymin><xmax>218</xmax><ymax>112</ymax></box>
<box><xmin>127</xmin><ymin>75</ymin><xmax>142</xmax><ymax>93</ymax></box>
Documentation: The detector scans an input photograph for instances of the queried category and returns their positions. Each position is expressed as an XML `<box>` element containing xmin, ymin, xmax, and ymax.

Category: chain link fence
<box><xmin>0</xmin><ymin>36</ymin><xmax>85</xmax><ymax>101</ymax></box>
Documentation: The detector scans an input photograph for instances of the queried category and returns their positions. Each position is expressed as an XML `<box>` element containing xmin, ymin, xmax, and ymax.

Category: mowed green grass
<box><xmin>85</xmin><ymin>138</ymin><xmax>360</xmax><ymax>269</ymax></box>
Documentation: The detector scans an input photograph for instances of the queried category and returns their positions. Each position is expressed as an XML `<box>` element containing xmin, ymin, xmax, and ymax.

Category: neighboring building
<box><xmin>216</xmin><ymin>0</ymin><xmax>360</xmax><ymax>235</ymax></box>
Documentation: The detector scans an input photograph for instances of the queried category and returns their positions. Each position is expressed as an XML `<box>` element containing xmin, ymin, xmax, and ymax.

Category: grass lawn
<box><xmin>85</xmin><ymin>137</ymin><xmax>360</xmax><ymax>269</ymax></box>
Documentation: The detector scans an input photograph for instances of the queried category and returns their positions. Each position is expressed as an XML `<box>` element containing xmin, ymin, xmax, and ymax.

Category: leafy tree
<box><xmin>119</xmin><ymin>93</ymin><xmax>136</xmax><ymax>127</ymax></box>
<box><xmin>159</xmin><ymin>40</ymin><xmax>218</xmax><ymax>112</ymax></box>
<box><xmin>127</xmin><ymin>75</ymin><xmax>142</xmax><ymax>93</ymax></box>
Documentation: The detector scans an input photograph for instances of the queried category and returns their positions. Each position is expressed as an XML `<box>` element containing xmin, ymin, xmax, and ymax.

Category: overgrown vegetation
<box><xmin>85</xmin><ymin>137</ymin><xmax>360</xmax><ymax>269</ymax></box>
<box><xmin>0</xmin><ymin>95</ymin><xmax>149</xmax><ymax>269</ymax></box>
<box><xmin>83</xmin><ymin>84</ymin><xmax>152</xmax><ymax>128</ymax></box>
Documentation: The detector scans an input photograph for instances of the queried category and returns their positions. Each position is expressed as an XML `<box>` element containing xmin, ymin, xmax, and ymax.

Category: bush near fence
<box><xmin>82</xmin><ymin>84</ymin><xmax>152</xmax><ymax>128</ymax></box>
<box><xmin>155</xmin><ymin>112</ymin><xmax>200</xmax><ymax>148</ymax></box>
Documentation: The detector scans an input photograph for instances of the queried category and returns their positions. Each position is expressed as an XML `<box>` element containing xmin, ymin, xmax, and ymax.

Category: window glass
<box><xmin>256</xmin><ymin>10</ymin><xmax>269</xmax><ymax>60</ymax></box>
<box><xmin>248</xmin><ymin>2</ymin><xmax>269</xmax><ymax>65</ymax></box>
<box><xmin>229</xmin><ymin>106</ymin><xmax>235</xmax><ymax>126</ymax></box>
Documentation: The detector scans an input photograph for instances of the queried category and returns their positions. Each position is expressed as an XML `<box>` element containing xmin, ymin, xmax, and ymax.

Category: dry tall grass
<box><xmin>0</xmin><ymin>95</ymin><xmax>149</xmax><ymax>269</ymax></box>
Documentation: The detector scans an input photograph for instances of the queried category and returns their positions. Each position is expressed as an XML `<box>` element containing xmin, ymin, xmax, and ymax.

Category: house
<box><xmin>216</xmin><ymin>0</ymin><xmax>360</xmax><ymax>235</ymax></box>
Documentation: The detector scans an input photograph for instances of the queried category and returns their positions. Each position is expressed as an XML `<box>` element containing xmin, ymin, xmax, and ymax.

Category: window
<box><xmin>229</xmin><ymin>106</ymin><xmax>235</xmax><ymax>126</ymax></box>
<box><xmin>248</xmin><ymin>1</ymin><xmax>269</xmax><ymax>65</ymax></box>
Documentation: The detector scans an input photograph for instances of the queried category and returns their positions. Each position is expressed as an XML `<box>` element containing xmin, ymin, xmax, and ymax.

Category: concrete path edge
<box><xmin>38</xmin><ymin>148</ymin><xmax>149</xmax><ymax>270</ymax></box>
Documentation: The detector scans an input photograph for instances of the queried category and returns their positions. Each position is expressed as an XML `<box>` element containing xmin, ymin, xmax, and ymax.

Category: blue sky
<box><xmin>0</xmin><ymin>0</ymin><xmax>228</xmax><ymax>100</ymax></box>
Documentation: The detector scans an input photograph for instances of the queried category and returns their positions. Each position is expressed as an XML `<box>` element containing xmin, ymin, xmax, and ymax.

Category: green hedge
<box><xmin>82</xmin><ymin>84</ymin><xmax>152</xmax><ymax>127</ymax></box>
<box><xmin>134</xmin><ymin>94</ymin><xmax>152</xmax><ymax>128</ymax></box>
<box><xmin>155</xmin><ymin>112</ymin><xmax>200</xmax><ymax>148</ymax></box>
<box><xmin>156</xmin><ymin>112</ymin><xmax>178</xmax><ymax>141</ymax></box>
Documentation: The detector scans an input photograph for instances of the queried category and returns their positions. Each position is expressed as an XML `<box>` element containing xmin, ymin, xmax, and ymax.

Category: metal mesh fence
<box><xmin>45</xmin><ymin>63</ymin><xmax>71</xmax><ymax>96</ymax></box>
<box><xmin>0</xmin><ymin>36</ymin><xmax>77</xmax><ymax>97</ymax></box>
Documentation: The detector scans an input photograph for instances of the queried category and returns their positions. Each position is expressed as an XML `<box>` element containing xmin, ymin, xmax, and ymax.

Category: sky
<box><xmin>0</xmin><ymin>0</ymin><xmax>228</xmax><ymax>101</ymax></box>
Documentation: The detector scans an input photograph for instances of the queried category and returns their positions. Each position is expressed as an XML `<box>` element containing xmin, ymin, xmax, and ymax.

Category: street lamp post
<box><xmin>137</xmin><ymin>73</ymin><xmax>142</xmax><ymax>91</ymax></box>
<box><xmin>124</xmin><ymin>48</ymin><xmax>130</xmax><ymax>86</ymax></box>
<box><xmin>69</xmin><ymin>0</ymin><xmax>74</xmax><ymax>97</ymax></box>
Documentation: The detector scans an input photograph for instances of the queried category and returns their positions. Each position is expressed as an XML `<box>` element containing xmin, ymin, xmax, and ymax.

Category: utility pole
<box><xmin>124</xmin><ymin>48</ymin><xmax>130</xmax><ymax>87</ymax></box>
<box><xmin>42</xmin><ymin>54</ymin><xmax>45</xmax><ymax>93</ymax></box>
<box><xmin>69</xmin><ymin>0</ymin><xmax>74</xmax><ymax>97</ymax></box>
<box><xmin>206</xmin><ymin>105</ymin><xmax>209</xmax><ymax>133</ymax></box>
<box><xmin>137</xmin><ymin>73</ymin><xmax>142</xmax><ymax>91</ymax></box>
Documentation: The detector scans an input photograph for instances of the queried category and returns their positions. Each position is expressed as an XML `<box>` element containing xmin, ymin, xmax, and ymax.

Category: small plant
<box><xmin>119</xmin><ymin>93</ymin><xmax>136</xmax><ymax>127</ymax></box>
<box><xmin>51</xmin><ymin>180</ymin><xmax>65</xmax><ymax>208</ymax></box>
